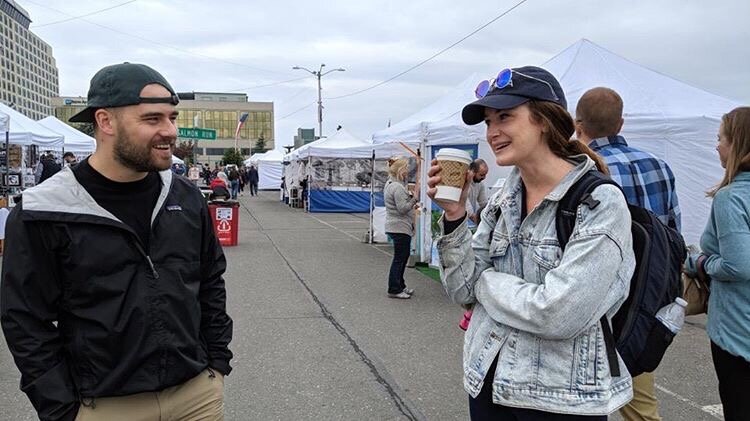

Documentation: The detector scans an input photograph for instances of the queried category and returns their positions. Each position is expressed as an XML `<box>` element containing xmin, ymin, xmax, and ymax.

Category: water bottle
<box><xmin>655</xmin><ymin>297</ymin><xmax>688</xmax><ymax>334</ymax></box>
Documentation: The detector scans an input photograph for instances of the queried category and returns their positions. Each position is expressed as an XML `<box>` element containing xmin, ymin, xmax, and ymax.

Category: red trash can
<box><xmin>208</xmin><ymin>201</ymin><xmax>240</xmax><ymax>246</ymax></box>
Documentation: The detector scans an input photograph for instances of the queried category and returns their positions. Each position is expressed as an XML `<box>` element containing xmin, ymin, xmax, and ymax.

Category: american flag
<box><xmin>234</xmin><ymin>112</ymin><xmax>249</xmax><ymax>139</ymax></box>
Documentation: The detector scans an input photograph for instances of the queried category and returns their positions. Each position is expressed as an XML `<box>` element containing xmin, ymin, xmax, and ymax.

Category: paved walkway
<box><xmin>0</xmin><ymin>191</ymin><xmax>725</xmax><ymax>420</ymax></box>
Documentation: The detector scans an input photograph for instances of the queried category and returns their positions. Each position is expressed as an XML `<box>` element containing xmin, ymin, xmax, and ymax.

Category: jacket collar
<box><xmin>22</xmin><ymin>166</ymin><xmax>173</xmax><ymax>224</ymax></box>
<box><xmin>492</xmin><ymin>154</ymin><xmax>596</xmax><ymax>211</ymax></box>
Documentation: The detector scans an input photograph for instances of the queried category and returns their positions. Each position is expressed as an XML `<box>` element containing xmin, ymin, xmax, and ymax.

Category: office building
<box><xmin>0</xmin><ymin>0</ymin><xmax>59</xmax><ymax>120</ymax></box>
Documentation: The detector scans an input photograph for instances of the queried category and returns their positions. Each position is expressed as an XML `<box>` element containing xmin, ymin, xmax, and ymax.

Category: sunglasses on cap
<box><xmin>474</xmin><ymin>68</ymin><xmax>560</xmax><ymax>101</ymax></box>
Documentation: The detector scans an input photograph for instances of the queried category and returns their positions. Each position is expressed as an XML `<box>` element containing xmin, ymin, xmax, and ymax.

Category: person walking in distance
<box><xmin>1</xmin><ymin>62</ymin><xmax>233</xmax><ymax>421</ymax></box>
<box><xmin>575</xmin><ymin>87</ymin><xmax>680</xmax><ymax>421</ymax></box>
<box><xmin>248</xmin><ymin>164</ymin><xmax>259</xmax><ymax>196</ymax></box>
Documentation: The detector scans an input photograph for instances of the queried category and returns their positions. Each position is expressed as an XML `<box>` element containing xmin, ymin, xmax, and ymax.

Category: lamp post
<box><xmin>292</xmin><ymin>63</ymin><xmax>345</xmax><ymax>139</ymax></box>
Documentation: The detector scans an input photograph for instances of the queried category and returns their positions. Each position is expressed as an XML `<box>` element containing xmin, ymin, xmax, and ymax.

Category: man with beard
<box><xmin>465</xmin><ymin>158</ymin><xmax>489</xmax><ymax>225</ymax></box>
<box><xmin>1</xmin><ymin>63</ymin><xmax>233</xmax><ymax>421</ymax></box>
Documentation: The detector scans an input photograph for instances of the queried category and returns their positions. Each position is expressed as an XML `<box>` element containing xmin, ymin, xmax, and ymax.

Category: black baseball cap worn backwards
<box><xmin>69</xmin><ymin>62</ymin><xmax>179</xmax><ymax>123</ymax></box>
<box><xmin>462</xmin><ymin>66</ymin><xmax>567</xmax><ymax>126</ymax></box>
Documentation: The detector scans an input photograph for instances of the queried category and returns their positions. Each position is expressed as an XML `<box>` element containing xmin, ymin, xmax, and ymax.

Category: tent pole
<box><xmin>307</xmin><ymin>156</ymin><xmax>311</xmax><ymax>212</ymax></box>
<box><xmin>419</xmin><ymin>143</ymin><xmax>428</xmax><ymax>264</ymax></box>
<box><xmin>369</xmin><ymin>150</ymin><xmax>375</xmax><ymax>244</ymax></box>
<box><xmin>4</xmin><ymin>128</ymin><xmax>9</xmax><ymax>205</ymax></box>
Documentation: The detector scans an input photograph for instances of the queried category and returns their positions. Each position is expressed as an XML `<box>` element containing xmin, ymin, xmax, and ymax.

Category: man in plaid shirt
<box><xmin>575</xmin><ymin>87</ymin><xmax>680</xmax><ymax>421</ymax></box>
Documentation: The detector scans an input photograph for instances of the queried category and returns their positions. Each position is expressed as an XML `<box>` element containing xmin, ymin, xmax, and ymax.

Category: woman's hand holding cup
<box><xmin>426</xmin><ymin>158</ymin><xmax>473</xmax><ymax>221</ymax></box>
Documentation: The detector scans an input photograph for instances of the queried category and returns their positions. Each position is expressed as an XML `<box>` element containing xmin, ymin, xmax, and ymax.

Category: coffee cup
<box><xmin>434</xmin><ymin>148</ymin><xmax>472</xmax><ymax>202</ymax></box>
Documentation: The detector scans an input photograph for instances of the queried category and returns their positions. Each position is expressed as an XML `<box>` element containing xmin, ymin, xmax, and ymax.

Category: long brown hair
<box><xmin>708</xmin><ymin>106</ymin><xmax>750</xmax><ymax>197</ymax></box>
<box><xmin>526</xmin><ymin>100</ymin><xmax>609</xmax><ymax>175</ymax></box>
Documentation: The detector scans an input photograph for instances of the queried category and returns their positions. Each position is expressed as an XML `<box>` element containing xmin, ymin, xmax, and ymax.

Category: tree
<box><xmin>222</xmin><ymin>148</ymin><xmax>244</xmax><ymax>166</ymax></box>
<box><xmin>74</xmin><ymin>123</ymin><xmax>94</xmax><ymax>137</ymax></box>
<box><xmin>173</xmin><ymin>140</ymin><xmax>196</xmax><ymax>164</ymax></box>
<box><xmin>254</xmin><ymin>133</ymin><xmax>267</xmax><ymax>153</ymax></box>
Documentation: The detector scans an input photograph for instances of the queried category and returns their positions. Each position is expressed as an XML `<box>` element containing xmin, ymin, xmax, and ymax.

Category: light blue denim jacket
<box><xmin>437</xmin><ymin>156</ymin><xmax>635</xmax><ymax>415</ymax></box>
<box><xmin>701</xmin><ymin>172</ymin><xmax>750</xmax><ymax>361</ymax></box>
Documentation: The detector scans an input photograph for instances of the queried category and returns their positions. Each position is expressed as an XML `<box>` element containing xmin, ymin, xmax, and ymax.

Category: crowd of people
<box><xmin>0</xmin><ymin>60</ymin><xmax>748</xmax><ymax>421</ymax></box>
<box><xmin>191</xmin><ymin>162</ymin><xmax>260</xmax><ymax>200</ymax></box>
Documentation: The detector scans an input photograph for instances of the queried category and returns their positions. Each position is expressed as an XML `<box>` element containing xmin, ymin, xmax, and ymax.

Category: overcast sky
<box><xmin>19</xmin><ymin>0</ymin><xmax>750</xmax><ymax>149</ymax></box>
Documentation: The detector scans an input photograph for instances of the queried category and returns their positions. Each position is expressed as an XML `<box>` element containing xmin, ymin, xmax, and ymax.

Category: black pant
<box><xmin>250</xmin><ymin>182</ymin><xmax>258</xmax><ymax>196</ymax></box>
<box><xmin>469</xmin><ymin>356</ymin><xmax>607</xmax><ymax>421</ymax></box>
<box><xmin>387</xmin><ymin>233</ymin><xmax>411</xmax><ymax>294</ymax></box>
<box><xmin>711</xmin><ymin>341</ymin><xmax>750</xmax><ymax>421</ymax></box>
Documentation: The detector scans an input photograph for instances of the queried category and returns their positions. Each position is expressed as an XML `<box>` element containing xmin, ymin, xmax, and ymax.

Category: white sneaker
<box><xmin>387</xmin><ymin>291</ymin><xmax>411</xmax><ymax>299</ymax></box>
<box><xmin>403</xmin><ymin>287</ymin><xmax>415</xmax><ymax>296</ymax></box>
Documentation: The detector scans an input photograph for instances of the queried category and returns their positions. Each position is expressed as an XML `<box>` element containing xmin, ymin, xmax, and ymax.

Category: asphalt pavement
<box><xmin>0</xmin><ymin>190</ymin><xmax>725</xmax><ymax>420</ymax></box>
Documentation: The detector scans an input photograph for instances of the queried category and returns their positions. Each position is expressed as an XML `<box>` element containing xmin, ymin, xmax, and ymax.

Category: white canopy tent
<box><xmin>282</xmin><ymin>128</ymin><xmax>420</xmax><ymax>213</ymax></box>
<box><xmin>543</xmin><ymin>39</ymin><xmax>743</xmax><ymax>245</ymax></box>
<box><xmin>37</xmin><ymin>116</ymin><xmax>95</xmax><ymax>154</ymax></box>
<box><xmin>171</xmin><ymin>155</ymin><xmax>184</xmax><ymax>165</ymax></box>
<box><xmin>0</xmin><ymin>112</ymin><xmax>8</xmax><ymax>133</ymax></box>
<box><xmin>370</xmin><ymin>39</ymin><xmax>742</xmax><ymax>262</ymax></box>
<box><xmin>246</xmin><ymin>149</ymin><xmax>283</xmax><ymax>190</ymax></box>
<box><xmin>0</xmin><ymin>103</ymin><xmax>64</xmax><ymax>148</ymax></box>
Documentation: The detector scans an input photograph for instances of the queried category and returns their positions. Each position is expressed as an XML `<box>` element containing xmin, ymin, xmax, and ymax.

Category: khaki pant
<box><xmin>620</xmin><ymin>372</ymin><xmax>661</xmax><ymax>421</ymax></box>
<box><xmin>75</xmin><ymin>369</ymin><xmax>224</xmax><ymax>421</ymax></box>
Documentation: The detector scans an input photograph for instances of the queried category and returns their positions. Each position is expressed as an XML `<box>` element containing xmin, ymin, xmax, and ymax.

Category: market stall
<box><xmin>0</xmin><ymin>104</ymin><xmax>64</xmax><ymax>200</ymax></box>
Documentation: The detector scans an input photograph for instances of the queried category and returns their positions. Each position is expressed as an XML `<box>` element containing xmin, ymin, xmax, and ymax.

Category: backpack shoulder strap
<box><xmin>554</xmin><ymin>170</ymin><xmax>623</xmax><ymax>377</ymax></box>
<box><xmin>555</xmin><ymin>170</ymin><xmax>618</xmax><ymax>251</ymax></box>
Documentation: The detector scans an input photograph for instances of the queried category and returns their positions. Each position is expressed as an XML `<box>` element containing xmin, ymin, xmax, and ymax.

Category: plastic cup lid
<box><xmin>436</xmin><ymin>148</ymin><xmax>472</xmax><ymax>164</ymax></box>
<box><xmin>675</xmin><ymin>297</ymin><xmax>688</xmax><ymax>307</ymax></box>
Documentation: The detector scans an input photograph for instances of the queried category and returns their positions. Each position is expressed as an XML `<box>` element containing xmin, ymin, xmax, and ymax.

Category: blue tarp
<box><xmin>309</xmin><ymin>190</ymin><xmax>371</xmax><ymax>213</ymax></box>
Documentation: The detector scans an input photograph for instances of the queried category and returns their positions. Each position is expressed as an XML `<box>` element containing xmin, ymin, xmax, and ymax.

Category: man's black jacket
<box><xmin>0</xmin><ymin>167</ymin><xmax>233</xmax><ymax>421</ymax></box>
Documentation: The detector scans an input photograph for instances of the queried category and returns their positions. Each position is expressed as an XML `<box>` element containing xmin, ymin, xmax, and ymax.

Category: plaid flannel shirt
<box><xmin>589</xmin><ymin>135</ymin><xmax>681</xmax><ymax>232</ymax></box>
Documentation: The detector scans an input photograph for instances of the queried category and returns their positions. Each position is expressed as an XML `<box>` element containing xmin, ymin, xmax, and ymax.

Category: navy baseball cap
<box><xmin>462</xmin><ymin>66</ymin><xmax>567</xmax><ymax>125</ymax></box>
<box><xmin>69</xmin><ymin>62</ymin><xmax>179</xmax><ymax>123</ymax></box>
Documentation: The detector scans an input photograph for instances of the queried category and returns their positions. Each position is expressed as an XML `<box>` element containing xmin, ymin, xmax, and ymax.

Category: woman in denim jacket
<box><xmin>429</xmin><ymin>67</ymin><xmax>635</xmax><ymax>420</ymax></box>
<box><xmin>685</xmin><ymin>107</ymin><xmax>750</xmax><ymax>420</ymax></box>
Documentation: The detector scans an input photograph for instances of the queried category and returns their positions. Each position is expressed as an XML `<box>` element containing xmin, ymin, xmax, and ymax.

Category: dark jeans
<box><xmin>250</xmin><ymin>182</ymin><xmax>258</xmax><ymax>196</ymax></box>
<box><xmin>230</xmin><ymin>180</ymin><xmax>239</xmax><ymax>199</ymax></box>
<box><xmin>711</xmin><ymin>341</ymin><xmax>750</xmax><ymax>421</ymax></box>
<box><xmin>469</xmin><ymin>356</ymin><xmax>607</xmax><ymax>421</ymax></box>
<box><xmin>387</xmin><ymin>233</ymin><xmax>411</xmax><ymax>294</ymax></box>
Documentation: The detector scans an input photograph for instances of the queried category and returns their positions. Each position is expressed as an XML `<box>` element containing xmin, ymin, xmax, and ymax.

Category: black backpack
<box><xmin>556</xmin><ymin>170</ymin><xmax>686</xmax><ymax>377</ymax></box>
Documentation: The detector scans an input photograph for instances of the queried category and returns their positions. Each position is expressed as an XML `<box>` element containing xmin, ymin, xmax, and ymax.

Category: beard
<box><xmin>113</xmin><ymin>127</ymin><xmax>173</xmax><ymax>173</ymax></box>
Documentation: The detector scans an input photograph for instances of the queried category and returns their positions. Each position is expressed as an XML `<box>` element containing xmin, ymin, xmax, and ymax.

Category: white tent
<box><xmin>543</xmin><ymin>39</ymin><xmax>743</xmax><ymax>245</ymax></box>
<box><xmin>291</xmin><ymin>128</ymin><xmax>373</xmax><ymax>159</ymax></box>
<box><xmin>0</xmin><ymin>112</ymin><xmax>8</xmax><ymax>133</ymax></box>
<box><xmin>37</xmin><ymin>116</ymin><xmax>95</xmax><ymax>154</ymax></box>
<box><xmin>0</xmin><ymin>103</ymin><xmax>64</xmax><ymax>147</ymax></box>
<box><xmin>282</xmin><ymin>128</ymin><xmax>418</xmax><ymax>213</ymax></box>
<box><xmin>249</xmin><ymin>149</ymin><xmax>283</xmax><ymax>190</ymax></box>
<box><xmin>171</xmin><ymin>155</ymin><xmax>184</xmax><ymax>165</ymax></box>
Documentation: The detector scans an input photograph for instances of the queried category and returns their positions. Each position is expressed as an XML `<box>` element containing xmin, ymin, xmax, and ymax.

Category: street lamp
<box><xmin>292</xmin><ymin>63</ymin><xmax>345</xmax><ymax>139</ymax></box>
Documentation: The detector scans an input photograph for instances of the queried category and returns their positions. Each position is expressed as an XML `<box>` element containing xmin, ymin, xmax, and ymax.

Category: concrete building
<box><xmin>175</xmin><ymin>92</ymin><xmax>274</xmax><ymax>164</ymax></box>
<box><xmin>293</xmin><ymin>127</ymin><xmax>318</xmax><ymax>149</ymax></box>
<box><xmin>0</xmin><ymin>0</ymin><xmax>59</xmax><ymax>120</ymax></box>
<box><xmin>52</xmin><ymin>92</ymin><xmax>275</xmax><ymax>165</ymax></box>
